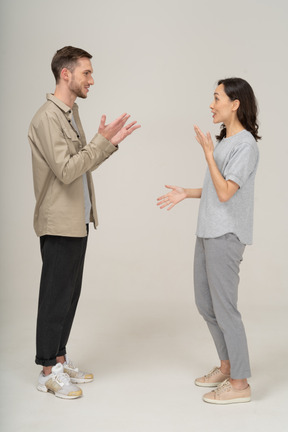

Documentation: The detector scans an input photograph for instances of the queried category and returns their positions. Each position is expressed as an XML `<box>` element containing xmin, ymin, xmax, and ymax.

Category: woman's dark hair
<box><xmin>51</xmin><ymin>46</ymin><xmax>92</xmax><ymax>83</ymax></box>
<box><xmin>216</xmin><ymin>78</ymin><xmax>261</xmax><ymax>142</ymax></box>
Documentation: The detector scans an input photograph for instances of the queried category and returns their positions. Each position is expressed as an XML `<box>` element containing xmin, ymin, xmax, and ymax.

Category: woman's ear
<box><xmin>232</xmin><ymin>99</ymin><xmax>240</xmax><ymax>111</ymax></box>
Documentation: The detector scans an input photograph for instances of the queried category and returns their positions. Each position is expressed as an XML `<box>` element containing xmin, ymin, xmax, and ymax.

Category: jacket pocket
<box><xmin>62</xmin><ymin>126</ymin><xmax>80</xmax><ymax>155</ymax></box>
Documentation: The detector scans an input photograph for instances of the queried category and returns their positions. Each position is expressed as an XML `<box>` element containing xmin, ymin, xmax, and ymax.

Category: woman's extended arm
<box><xmin>157</xmin><ymin>185</ymin><xmax>202</xmax><ymax>211</ymax></box>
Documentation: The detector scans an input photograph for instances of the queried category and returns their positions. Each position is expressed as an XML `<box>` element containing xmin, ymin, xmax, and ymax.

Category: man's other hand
<box><xmin>98</xmin><ymin>113</ymin><xmax>141</xmax><ymax>146</ymax></box>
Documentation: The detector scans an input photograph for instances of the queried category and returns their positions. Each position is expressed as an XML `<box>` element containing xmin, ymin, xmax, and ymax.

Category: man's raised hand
<box><xmin>98</xmin><ymin>113</ymin><xmax>141</xmax><ymax>146</ymax></box>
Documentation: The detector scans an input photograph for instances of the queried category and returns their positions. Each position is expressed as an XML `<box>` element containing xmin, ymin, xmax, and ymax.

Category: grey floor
<box><xmin>1</xmin><ymin>296</ymin><xmax>287</xmax><ymax>432</ymax></box>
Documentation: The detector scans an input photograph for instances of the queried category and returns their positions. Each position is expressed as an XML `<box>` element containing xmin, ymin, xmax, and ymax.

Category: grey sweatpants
<box><xmin>194</xmin><ymin>234</ymin><xmax>251</xmax><ymax>379</ymax></box>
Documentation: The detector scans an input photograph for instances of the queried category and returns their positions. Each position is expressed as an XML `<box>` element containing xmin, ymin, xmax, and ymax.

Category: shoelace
<box><xmin>52</xmin><ymin>372</ymin><xmax>71</xmax><ymax>386</ymax></box>
<box><xmin>205</xmin><ymin>367</ymin><xmax>220</xmax><ymax>378</ymax></box>
<box><xmin>214</xmin><ymin>379</ymin><xmax>231</xmax><ymax>394</ymax></box>
<box><xmin>66</xmin><ymin>358</ymin><xmax>79</xmax><ymax>372</ymax></box>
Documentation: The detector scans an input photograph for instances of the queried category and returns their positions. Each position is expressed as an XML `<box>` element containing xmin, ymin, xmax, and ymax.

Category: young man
<box><xmin>28</xmin><ymin>46</ymin><xmax>140</xmax><ymax>399</ymax></box>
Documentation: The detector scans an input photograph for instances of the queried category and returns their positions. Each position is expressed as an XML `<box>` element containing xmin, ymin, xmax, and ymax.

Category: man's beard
<box><xmin>69</xmin><ymin>79</ymin><xmax>87</xmax><ymax>99</ymax></box>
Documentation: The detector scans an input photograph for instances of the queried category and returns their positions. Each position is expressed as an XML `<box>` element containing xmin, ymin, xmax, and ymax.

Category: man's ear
<box><xmin>60</xmin><ymin>67</ymin><xmax>70</xmax><ymax>81</ymax></box>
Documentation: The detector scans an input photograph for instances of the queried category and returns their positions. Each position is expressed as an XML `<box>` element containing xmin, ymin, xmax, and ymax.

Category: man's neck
<box><xmin>54</xmin><ymin>86</ymin><xmax>76</xmax><ymax>108</ymax></box>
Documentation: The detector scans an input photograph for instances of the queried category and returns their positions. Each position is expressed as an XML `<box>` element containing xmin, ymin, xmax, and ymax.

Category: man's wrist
<box><xmin>110</xmin><ymin>137</ymin><xmax>119</xmax><ymax>147</ymax></box>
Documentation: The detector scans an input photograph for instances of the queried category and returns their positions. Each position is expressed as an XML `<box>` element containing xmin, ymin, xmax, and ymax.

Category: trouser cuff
<box><xmin>35</xmin><ymin>356</ymin><xmax>57</xmax><ymax>367</ymax></box>
<box><xmin>35</xmin><ymin>347</ymin><xmax>66</xmax><ymax>366</ymax></box>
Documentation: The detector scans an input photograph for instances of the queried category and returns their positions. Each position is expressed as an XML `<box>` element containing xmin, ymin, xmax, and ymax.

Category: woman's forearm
<box><xmin>205</xmin><ymin>154</ymin><xmax>238</xmax><ymax>202</ymax></box>
<box><xmin>184</xmin><ymin>188</ymin><xmax>202</xmax><ymax>199</ymax></box>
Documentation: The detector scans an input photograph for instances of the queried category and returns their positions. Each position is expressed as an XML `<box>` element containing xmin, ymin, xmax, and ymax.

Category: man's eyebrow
<box><xmin>214</xmin><ymin>92</ymin><xmax>219</xmax><ymax>95</ymax></box>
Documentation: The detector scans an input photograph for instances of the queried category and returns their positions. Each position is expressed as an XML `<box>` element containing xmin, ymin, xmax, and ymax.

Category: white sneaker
<box><xmin>37</xmin><ymin>363</ymin><xmax>82</xmax><ymax>399</ymax></box>
<box><xmin>63</xmin><ymin>356</ymin><xmax>94</xmax><ymax>384</ymax></box>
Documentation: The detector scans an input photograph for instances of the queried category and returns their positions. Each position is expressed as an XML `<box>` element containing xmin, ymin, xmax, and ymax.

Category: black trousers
<box><xmin>35</xmin><ymin>227</ymin><xmax>88</xmax><ymax>366</ymax></box>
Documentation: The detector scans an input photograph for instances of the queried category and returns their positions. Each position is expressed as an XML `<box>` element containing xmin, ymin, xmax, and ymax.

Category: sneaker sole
<box><xmin>70</xmin><ymin>378</ymin><xmax>94</xmax><ymax>384</ymax></box>
<box><xmin>195</xmin><ymin>380</ymin><xmax>224</xmax><ymax>388</ymax></box>
<box><xmin>37</xmin><ymin>384</ymin><xmax>82</xmax><ymax>399</ymax></box>
<box><xmin>203</xmin><ymin>396</ymin><xmax>251</xmax><ymax>404</ymax></box>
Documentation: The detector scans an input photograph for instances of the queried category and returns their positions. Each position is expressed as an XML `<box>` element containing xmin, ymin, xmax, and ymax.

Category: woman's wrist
<box><xmin>184</xmin><ymin>188</ymin><xmax>202</xmax><ymax>199</ymax></box>
<box><xmin>183</xmin><ymin>188</ymin><xmax>189</xmax><ymax>199</ymax></box>
<box><xmin>205</xmin><ymin>151</ymin><xmax>214</xmax><ymax>163</ymax></box>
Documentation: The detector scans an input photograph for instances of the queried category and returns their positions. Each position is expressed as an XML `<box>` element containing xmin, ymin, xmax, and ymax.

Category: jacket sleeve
<box><xmin>31</xmin><ymin>111</ymin><xmax>118</xmax><ymax>184</ymax></box>
<box><xmin>88</xmin><ymin>135</ymin><xmax>118</xmax><ymax>172</ymax></box>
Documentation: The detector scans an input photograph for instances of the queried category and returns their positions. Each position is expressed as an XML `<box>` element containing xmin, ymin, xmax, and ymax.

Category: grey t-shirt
<box><xmin>196</xmin><ymin>129</ymin><xmax>259</xmax><ymax>245</ymax></box>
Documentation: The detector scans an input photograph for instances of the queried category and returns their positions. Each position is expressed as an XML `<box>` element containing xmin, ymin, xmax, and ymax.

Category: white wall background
<box><xmin>1</xmin><ymin>0</ymin><xmax>287</xmax><ymax>310</ymax></box>
<box><xmin>0</xmin><ymin>0</ymin><xmax>287</xmax><ymax>431</ymax></box>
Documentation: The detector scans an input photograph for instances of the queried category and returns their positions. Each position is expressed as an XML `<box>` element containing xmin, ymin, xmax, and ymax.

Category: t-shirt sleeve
<box><xmin>223</xmin><ymin>143</ymin><xmax>258</xmax><ymax>188</ymax></box>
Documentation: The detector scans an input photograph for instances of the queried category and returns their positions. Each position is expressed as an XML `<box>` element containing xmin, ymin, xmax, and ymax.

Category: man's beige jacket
<box><xmin>28</xmin><ymin>94</ymin><xmax>117</xmax><ymax>237</ymax></box>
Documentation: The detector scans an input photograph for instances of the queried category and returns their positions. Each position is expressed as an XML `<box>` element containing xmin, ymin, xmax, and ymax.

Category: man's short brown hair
<box><xmin>51</xmin><ymin>46</ymin><xmax>92</xmax><ymax>83</ymax></box>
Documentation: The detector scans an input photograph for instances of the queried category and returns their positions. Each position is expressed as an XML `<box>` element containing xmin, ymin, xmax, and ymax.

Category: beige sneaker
<box><xmin>203</xmin><ymin>379</ymin><xmax>251</xmax><ymax>404</ymax></box>
<box><xmin>63</xmin><ymin>356</ymin><xmax>94</xmax><ymax>384</ymax></box>
<box><xmin>195</xmin><ymin>367</ymin><xmax>230</xmax><ymax>387</ymax></box>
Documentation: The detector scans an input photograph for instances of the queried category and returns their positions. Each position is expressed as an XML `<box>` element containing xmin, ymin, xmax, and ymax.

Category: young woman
<box><xmin>157</xmin><ymin>78</ymin><xmax>260</xmax><ymax>404</ymax></box>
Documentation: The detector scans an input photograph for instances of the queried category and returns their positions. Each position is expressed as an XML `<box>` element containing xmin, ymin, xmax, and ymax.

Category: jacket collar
<box><xmin>46</xmin><ymin>93</ymin><xmax>79</xmax><ymax>121</ymax></box>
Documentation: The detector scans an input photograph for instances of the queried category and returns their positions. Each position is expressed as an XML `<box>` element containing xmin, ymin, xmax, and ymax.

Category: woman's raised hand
<box><xmin>157</xmin><ymin>185</ymin><xmax>187</xmax><ymax>210</ymax></box>
<box><xmin>194</xmin><ymin>125</ymin><xmax>214</xmax><ymax>159</ymax></box>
